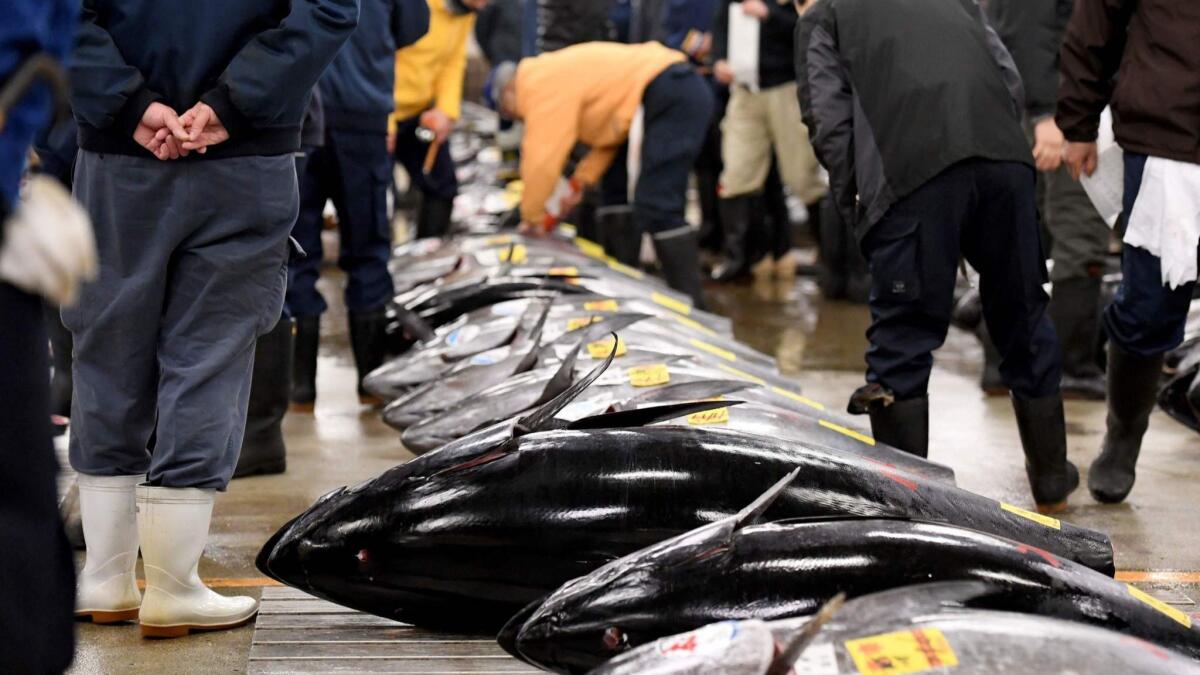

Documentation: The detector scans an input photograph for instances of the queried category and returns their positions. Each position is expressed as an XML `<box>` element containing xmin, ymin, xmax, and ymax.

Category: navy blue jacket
<box><xmin>319</xmin><ymin>0</ymin><xmax>429</xmax><ymax>132</ymax></box>
<box><xmin>70</xmin><ymin>0</ymin><xmax>359</xmax><ymax>158</ymax></box>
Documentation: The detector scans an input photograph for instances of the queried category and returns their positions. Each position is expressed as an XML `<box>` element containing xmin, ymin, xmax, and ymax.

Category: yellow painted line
<box><xmin>673</xmin><ymin>313</ymin><xmax>718</xmax><ymax>336</ymax></box>
<box><xmin>607</xmin><ymin>259</ymin><xmax>645</xmax><ymax>279</ymax></box>
<box><xmin>575</xmin><ymin>237</ymin><xmax>606</xmax><ymax>260</ymax></box>
<box><xmin>689</xmin><ymin>338</ymin><xmax>737</xmax><ymax>362</ymax></box>
<box><xmin>652</xmin><ymin>292</ymin><xmax>691</xmax><ymax>315</ymax></box>
<box><xmin>136</xmin><ymin>577</ymin><xmax>282</xmax><ymax>590</ymax></box>
<box><xmin>771</xmin><ymin>386</ymin><xmax>826</xmax><ymax>411</ymax></box>
<box><xmin>717</xmin><ymin>363</ymin><xmax>767</xmax><ymax>386</ymax></box>
<box><xmin>819</xmin><ymin>419</ymin><xmax>876</xmax><ymax>446</ymax></box>
<box><xmin>1116</xmin><ymin>571</ymin><xmax>1200</xmax><ymax>584</ymax></box>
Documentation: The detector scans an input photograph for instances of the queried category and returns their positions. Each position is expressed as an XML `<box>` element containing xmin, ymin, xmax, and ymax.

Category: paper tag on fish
<box><xmin>548</xmin><ymin>266</ymin><xmax>579</xmax><ymax>277</ymax></box>
<box><xmin>567</xmin><ymin>316</ymin><xmax>604</xmax><ymax>331</ymax></box>
<box><xmin>655</xmin><ymin>621</ymin><xmax>739</xmax><ymax>658</ymax></box>
<box><xmin>1128</xmin><ymin>585</ymin><xmax>1193</xmax><ymax>628</ymax></box>
<box><xmin>845</xmin><ymin>628</ymin><xmax>958</xmax><ymax>674</ymax></box>
<box><xmin>1000</xmin><ymin>502</ymin><xmax>1061</xmax><ymax>530</ymax></box>
<box><xmin>588</xmin><ymin>337</ymin><xmax>627</xmax><ymax>359</ymax></box>
<box><xmin>628</xmin><ymin>363</ymin><xmax>670</xmax><ymax>387</ymax></box>
<box><xmin>497</xmin><ymin>244</ymin><xmax>527</xmax><ymax>264</ymax></box>
<box><xmin>584</xmin><ymin>299</ymin><xmax>619</xmax><ymax>312</ymax></box>
<box><xmin>790</xmin><ymin>641</ymin><xmax>840</xmax><ymax>675</ymax></box>
<box><xmin>688</xmin><ymin>407</ymin><xmax>729</xmax><ymax>426</ymax></box>
<box><xmin>482</xmin><ymin>234</ymin><xmax>513</xmax><ymax>246</ymax></box>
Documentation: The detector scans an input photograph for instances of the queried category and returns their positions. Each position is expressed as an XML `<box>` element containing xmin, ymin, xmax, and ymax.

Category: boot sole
<box><xmin>288</xmin><ymin>402</ymin><xmax>315</xmax><ymax>413</ymax></box>
<box><xmin>1035</xmin><ymin>500</ymin><xmax>1069</xmax><ymax>515</ymax></box>
<box><xmin>76</xmin><ymin>608</ymin><xmax>140</xmax><ymax>624</ymax></box>
<box><xmin>140</xmin><ymin>612</ymin><xmax>257</xmax><ymax>639</ymax></box>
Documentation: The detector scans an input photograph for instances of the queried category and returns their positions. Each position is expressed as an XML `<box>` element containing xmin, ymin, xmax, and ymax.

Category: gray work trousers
<box><xmin>1043</xmin><ymin>163</ymin><xmax>1109</xmax><ymax>282</ymax></box>
<box><xmin>64</xmin><ymin>151</ymin><xmax>297</xmax><ymax>489</ymax></box>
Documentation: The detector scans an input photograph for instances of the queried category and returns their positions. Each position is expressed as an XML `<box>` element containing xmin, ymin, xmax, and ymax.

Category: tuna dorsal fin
<box><xmin>567</xmin><ymin>400</ymin><xmax>742</xmax><ymax>430</ymax></box>
<box><xmin>533</xmin><ymin>335</ymin><xmax>584</xmax><ymax>406</ymax></box>
<box><xmin>514</xmin><ymin>333</ymin><xmax>618</xmax><ymax>434</ymax></box>
<box><xmin>624</xmin><ymin>379</ymin><xmax>755</xmax><ymax>407</ymax></box>
<box><xmin>765</xmin><ymin>593</ymin><xmax>846</xmax><ymax>675</ymax></box>
<box><xmin>735</xmin><ymin>467</ymin><xmax>802</xmax><ymax>530</ymax></box>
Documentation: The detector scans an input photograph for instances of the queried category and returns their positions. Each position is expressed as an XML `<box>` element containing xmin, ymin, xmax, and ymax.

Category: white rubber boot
<box><xmin>76</xmin><ymin>474</ymin><xmax>144</xmax><ymax>623</ymax></box>
<box><xmin>136</xmin><ymin>485</ymin><xmax>258</xmax><ymax>638</ymax></box>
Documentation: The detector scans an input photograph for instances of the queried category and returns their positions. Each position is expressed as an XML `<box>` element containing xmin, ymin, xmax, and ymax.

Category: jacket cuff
<box><xmin>200</xmin><ymin>86</ymin><xmax>253</xmax><ymax>140</ymax></box>
<box><xmin>114</xmin><ymin>88</ymin><xmax>162</xmax><ymax>139</ymax></box>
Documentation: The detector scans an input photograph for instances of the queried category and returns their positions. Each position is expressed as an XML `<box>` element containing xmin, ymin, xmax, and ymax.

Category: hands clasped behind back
<box><xmin>134</xmin><ymin>101</ymin><xmax>230</xmax><ymax>160</ymax></box>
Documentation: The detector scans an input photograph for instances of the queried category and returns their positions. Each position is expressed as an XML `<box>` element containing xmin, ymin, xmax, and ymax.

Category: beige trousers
<box><xmin>719</xmin><ymin>81</ymin><xmax>827</xmax><ymax>204</ymax></box>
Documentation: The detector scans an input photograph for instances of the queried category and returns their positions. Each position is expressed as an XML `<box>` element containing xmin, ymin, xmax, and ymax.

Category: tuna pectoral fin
<box><xmin>515</xmin><ymin>333</ymin><xmax>619</xmax><ymax>434</ymax></box>
<box><xmin>512</xmin><ymin>299</ymin><xmax>555</xmax><ymax>373</ymax></box>
<box><xmin>767</xmin><ymin>593</ymin><xmax>846</xmax><ymax>675</ymax></box>
<box><xmin>736</xmin><ymin>467</ymin><xmax>802</xmax><ymax>530</ymax></box>
<box><xmin>533</xmin><ymin>335</ymin><xmax>584</xmax><ymax>407</ymax></box>
<box><xmin>567</xmin><ymin>400</ymin><xmax>743</xmax><ymax>430</ymax></box>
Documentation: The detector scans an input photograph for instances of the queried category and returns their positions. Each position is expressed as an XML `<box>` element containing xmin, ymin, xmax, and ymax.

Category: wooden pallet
<box><xmin>248</xmin><ymin>587</ymin><xmax>541</xmax><ymax>674</ymax></box>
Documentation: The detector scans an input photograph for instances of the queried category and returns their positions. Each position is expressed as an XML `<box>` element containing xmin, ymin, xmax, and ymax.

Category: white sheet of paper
<box><xmin>728</xmin><ymin>4</ymin><xmax>760</xmax><ymax>91</ymax></box>
<box><xmin>1080</xmin><ymin>108</ymin><xmax>1123</xmax><ymax>227</ymax></box>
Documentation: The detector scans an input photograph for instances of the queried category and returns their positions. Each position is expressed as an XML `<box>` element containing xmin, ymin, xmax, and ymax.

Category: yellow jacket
<box><xmin>515</xmin><ymin>42</ymin><xmax>685</xmax><ymax>223</ymax></box>
<box><xmin>391</xmin><ymin>0</ymin><xmax>476</xmax><ymax>126</ymax></box>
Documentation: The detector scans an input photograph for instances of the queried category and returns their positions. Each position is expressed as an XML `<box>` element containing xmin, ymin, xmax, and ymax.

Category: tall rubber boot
<box><xmin>350</xmin><ymin>309</ymin><xmax>390</xmax><ymax>406</ymax></box>
<box><xmin>75</xmin><ymin>474</ymin><xmax>144</xmax><ymax>624</ymax></box>
<box><xmin>416</xmin><ymin>195</ymin><xmax>454</xmax><ymax>239</ymax></box>
<box><xmin>136</xmin><ymin>486</ymin><xmax>258</xmax><ymax>638</ymax></box>
<box><xmin>868</xmin><ymin>397</ymin><xmax>929</xmax><ymax>458</ymax></box>
<box><xmin>235</xmin><ymin>318</ymin><xmax>292</xmax><ymax>479</ymax></box>
<box><xmin>598</xmin><ymin>207</ymin><xmax>641</xmax><ymax>267</ymax></box>
<box><xmin>652</xmin><ymin>227</ymin><xmax>708</xmax><ymax>310</ymax></box>
<box><xmin>290</xmin><ymin>315</ymin><xmax>319</xmax><ymax>412</ymax></box>
<box><xmin>1012</xmin><ymin>393</ymin><xmax>1079</xmax><ymax>514</ymax></box>
<box><xmin>1049</xmin><ymin>277</ymin><xmax>1106</xmax><ymax>400</ymax></box>
<box><xmin>1089</xmin><ymin>346</ymin><xmax>1163</xmax><ymax>503</ymax></box>
<box><xmin>711</xmin><ymin>196</ymin><xmax>752</xmax><ymax>282</ymax></box>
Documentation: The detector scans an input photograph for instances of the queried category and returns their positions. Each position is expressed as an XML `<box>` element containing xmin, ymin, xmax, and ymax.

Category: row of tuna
<box><xmin>258</xmin><ymin>231</ymin><xmax>1200</xmax><ymax>673</ymax></box>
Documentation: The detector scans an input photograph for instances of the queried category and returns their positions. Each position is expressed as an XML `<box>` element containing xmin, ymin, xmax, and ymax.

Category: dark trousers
<box><xmin>287</xmin><ymin>129</ymin><xmax>395</xmax><ymax>318</ymax></box>
<box><xmin>862</xmin><ymin>159</ymin><xmax>1061</xmax><ymax>400</ymax></box>
<box><xmin>394</xmin><ymin>115</ymin><xmax>458</xmax><ymax>201</ymax></box>
<box><xmin>66</xmin><ymin>152</ymin><xmax>297</xmax><ymax>489</ymax></box>
<box><xmin>598</xmin><ymin>64</ymin><xmax>714</xmax><ymax>236</ymax></box>
<box><xmin>0</xmin><ymin>284</ymin><xmax>75</xmax><ymax>673</ymax></box>
<box><xmin>1104</xmin><ymin>153</ymin><xmax>1195</xmax><ymax>357</ymax></box>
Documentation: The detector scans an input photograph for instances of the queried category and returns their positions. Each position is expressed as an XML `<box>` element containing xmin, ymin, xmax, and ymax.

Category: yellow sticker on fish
<box><xmin>1000</xmin><ymin>502</ymin><xmax>1061</xmax><ymax>530</ymax></box>
<box><xmin>497</xmin><ymin>245</ymin><xmax>527</xmax><ymax>264</ymax></box>
<box><xmin>688</xmin><ymin>407</ymin><xmax>730</xmax><ymax>426</ymax></box>
<box><xmin>588</xmin><ymin>337</ymin><xmax>627</xmax><ymax>359</ymax></box>
<box><xmin>482</xmin><ymin>234</ymin><xmax>513</xmax><ymax>246</ymax></box>
<box><xmin>845</xmin><ymin>628</ymin><xmax>959</xmax><ymax>674</ymax></box>
<box><xmin>566</xmin><ymin>316</ymin><xmax>604</xmax><ymax>331</ymax></box>
<box><xmin>1128</xmin><ymin>585</ymin><xmax>1193</xmax><ymax>628</ymax></box>
<box><xmin>548</xmin><ymin>266</ymin><xmax>579</xmax><ymax>277</ymax></box>
<box><xmin>628</xmin><ymin>363</ymin><xmax>670</xmax><ymax>387</ymax></box>
<box><xmin>584</xmin><ymin>300</ymin><xmax>619</xmax><ymax>312</ymax></box>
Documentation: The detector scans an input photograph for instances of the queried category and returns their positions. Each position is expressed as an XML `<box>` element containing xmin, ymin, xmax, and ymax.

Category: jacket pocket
<box><xmin>866</xmin><ymin>216</ymin><xmax>922</xmax><ymax>302</ymax></box>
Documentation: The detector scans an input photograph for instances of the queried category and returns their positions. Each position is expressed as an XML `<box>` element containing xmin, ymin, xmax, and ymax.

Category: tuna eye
<box><xmin>602</xmin><ymin>627</ymin><xmax>626</xmax><ymax>651</ymax></box>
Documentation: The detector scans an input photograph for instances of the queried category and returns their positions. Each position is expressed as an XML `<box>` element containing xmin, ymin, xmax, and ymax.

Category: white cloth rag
<box><xmin>1123</xmin><ymin>156</ymin><xmax>1200</xmax><ymax>289</ymax></box>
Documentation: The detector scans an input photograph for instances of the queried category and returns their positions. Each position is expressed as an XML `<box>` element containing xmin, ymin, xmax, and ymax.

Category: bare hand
<box><xmin>133</xmin><ymin>102</ymin><xmax>189</xmax><ymax>160</ymax></box>
<box><xmin>178</xmin><ymin>102</ymin><xmax>230</xmax><ymax>154</ymax></box>
<box><xmin>419</xmin><ymin>109</ymin><xmax>454</xmax><ymax>143</ymax></box>
<box><xmin>387</xmin><ymin>131</ymin><xmax>397</xmax><ymax>155</ymax></box>
<box><xmin>1064</xmin><ymin>141</ymin><xmax>1099</xmax><ymax>181</ymax></box>
<box><xmin>519</xmin><ymin>220</ymin><xmax>548</xmax><ymax>237</ymax></box>
<box><xmin>713</xmin><ymin>60</ymin><xmax>734</xmax><ymax>86</ymax></box>
<box><xmin>742</xmin><ymin>0</ymin><xmax>769</xmax><ymax>19</ymax></box>
<box><xmin>1032</xmin><ymin>118</ymin><xmax>1066</xmax><ymax>172</ymax></box>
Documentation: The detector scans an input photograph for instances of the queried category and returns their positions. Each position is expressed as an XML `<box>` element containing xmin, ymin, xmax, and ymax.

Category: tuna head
<box><xmin>502</xmin><ymin>470</ymin><xmax>800</xmax><ymax>674</ymax></box>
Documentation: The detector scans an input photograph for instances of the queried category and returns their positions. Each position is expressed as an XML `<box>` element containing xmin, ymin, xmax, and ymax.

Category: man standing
<box><xmin>1059</xmin><ymin>0</ymin><xmax>1200</xmax><ymax>503</ymax></box>
<box><xmin>68</xmin><ymin>0</ymin><xmax>357</xmax><ymax>638</ymax></box>
<box><xmin>288</xmin><ymin>0</ymin><xmax>430</xmax><ymax>410</ymax></box>
<box><xmin>796</xmin><ymin>0</ymin><xmax>1076</xmax><ymax>513</ymax></box>
<box><xmin>494</xmin><ymin>42</ymin><xmax>713</xmax><ymax>307</ymax></box>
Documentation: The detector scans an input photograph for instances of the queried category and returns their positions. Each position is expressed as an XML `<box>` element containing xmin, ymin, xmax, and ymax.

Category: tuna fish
<box><xmin>503</xmin><ymin>477</ymin><xmax>1183</xmax><ymax>674</ymax></box>
<box><xmin>1159</xmin><ymin>340</ymin><xmax>1200</xmax><ymax>433</ymax></box>
<box><xmin>590</xmin><ymin>581</ymin><xmax>1200</xmax><ymax>675</ymax></box>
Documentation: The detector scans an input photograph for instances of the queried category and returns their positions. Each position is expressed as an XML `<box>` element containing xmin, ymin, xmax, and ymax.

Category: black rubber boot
<box><xmin>1049</xmin><ymin>277</ymin><xmax>1106</xmax><ymax>400</ymax></box>
<box><xmin>350</xmin><ymin>308</ymin><xmax>390</xmax><ymax>406</ymax></box>
<box><xmin>1012</xmin><ymin>393</ymin><xmax>1079</xmax><ymax>513</ymax></box>
<box><xmin>235</xmin><ymin>317</ymin><xmax>292</xmax><ymax>478</ymax></box>
<box><xmin>1089</xmin><ymin>345</ymin><xmax>1163</xmax><ymax>503</ymax></box>
<box><xmin>868</xmin><ymin>397</ymin><xmax>930</xmax><ymax>458</ymax></box>
<box><xmin>711</xmin><ymin>196</ymin><xmax>752</xmax><ymax>282</ymax></box>
<box><xmin>290</xmin><ymin>315</ymin><xmax>319</xmax><ymax>412</ymax></box>
<box><xmin>652</xmin><ymin>228</ymin><xmax>708</xmax><ymax>310</ymax></box>
<box><xmin>598</xmin><ymin>207</ymin><xmax>641</xmax><ymax>267</ymax></box>
<box><xmin>416</xmin><ymin>195</ymin><xmax>454</xmax><ymax>239</ymax></box>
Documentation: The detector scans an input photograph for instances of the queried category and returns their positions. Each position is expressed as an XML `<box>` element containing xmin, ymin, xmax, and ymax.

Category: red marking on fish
<box><xmin>1016</xmin><ymin>543</ymin><xmax>1062</xmax><ymax>568</ymax></box>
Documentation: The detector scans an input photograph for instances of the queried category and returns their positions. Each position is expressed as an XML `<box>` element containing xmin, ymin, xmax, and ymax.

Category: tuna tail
<box><xmin>736</xmin><ymin>467</ymin><xmax>802</xmax><ymax>530</ymax></box>
<box><xmin>514</xmin><ymin>332</ymin><xmax>619</xmax><ymax>434</ymax></box>
<box><xmin>766</xmin><ymin>593</ymin><xmax>846</xmax><ymax>675</ymax></box>
<box><xmin>566</xmin><ymin>400</ymin><xmax>743</xmax><ymax>430</ymax></box>
<box><xmin>621</xmin><ymin>379</ymin><xmax>756</xmax><ymax>407</ymax></box>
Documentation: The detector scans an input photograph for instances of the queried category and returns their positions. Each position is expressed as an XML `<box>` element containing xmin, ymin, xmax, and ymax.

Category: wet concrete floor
<box><xmin>69</xmin><ymin>264</ymin><xmax>1200</xmax><ymax>673</ymax></box>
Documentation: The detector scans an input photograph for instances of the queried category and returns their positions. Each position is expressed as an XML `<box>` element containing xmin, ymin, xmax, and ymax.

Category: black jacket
<box><xmin>536</xmin><ymin>0</ymin><xmax>615</xmax><ymax>53</ymax></box>
<box><xmin>71</xmin><ymin>0</ymin><xmax>359</xmax><ymax>158</ymax></box>
<box><xmin>987</xmin><ymin>0</ymin><xmax>1073</xmax><ymax>120</ymax></box>
<box><xmin>796</xmin><ymin>0</ymin><xmax>1032</xmax><ymax>239</ymax></box>
<box><xmin>475</xmin><ymin>0</ymin><xmax>524</xmax><ymax>64</ymax></box>
<box><xmin>713</xmin><ymin>0</ymin><xmax>798</xmax><ymax>90</ymax></box>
